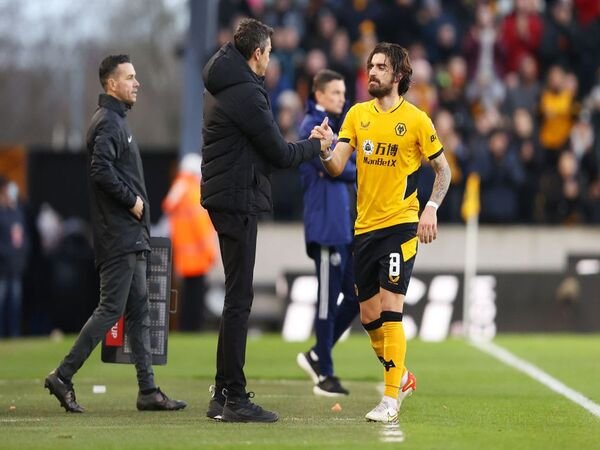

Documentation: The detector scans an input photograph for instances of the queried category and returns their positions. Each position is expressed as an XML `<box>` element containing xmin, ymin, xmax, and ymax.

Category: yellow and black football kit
<box><xmin>340</xmin><ymin>96</ymin><xmax>443</xmax><ymax>402</ymax></box>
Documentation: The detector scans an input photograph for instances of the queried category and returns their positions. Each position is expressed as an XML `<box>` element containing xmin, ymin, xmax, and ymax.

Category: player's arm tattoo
<box><xmin>429</xmin><ymin>152</ymin><xmax>451</xmax><ymax>206</ymax></box>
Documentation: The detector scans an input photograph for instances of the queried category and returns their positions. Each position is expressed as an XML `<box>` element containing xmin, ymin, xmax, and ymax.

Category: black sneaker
<box><xmin>221</xmin><ymin>392</ymin><xmax>278</xmax><ymax>423</ymax></box>
<box><xmin>44</xmin><ymin>370</ymin><xmax>84</xmax><ymax>413</ymax></box>
<box><xmin>136</xmin><ymin>387</ymin><xmax>187</xmax><ymax>411</ymax></box>
<box><xmin>296</xmin><ymin>351</ymin><xmax>321</xmax><ymax>384</ymax></box>
<box><xmin>313</xmin><ymin>376</ymin><xmax>349</xmax><ymax>397</ymax></box>
<box><xmin>206</xmin><ymin>385</ymin><xmax>225</xmax><ymax>420</ymax></box>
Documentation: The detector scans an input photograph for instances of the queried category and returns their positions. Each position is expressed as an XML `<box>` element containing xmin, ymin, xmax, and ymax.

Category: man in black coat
<box><xmin>202</xmin><ymin>18</ymin><xmax>333</xmax><ymax>423</ymax></box>
<box><xmin>44</xmin><ymin>54</ymin><xmax>186</xmax><ymax>413</ymax></box>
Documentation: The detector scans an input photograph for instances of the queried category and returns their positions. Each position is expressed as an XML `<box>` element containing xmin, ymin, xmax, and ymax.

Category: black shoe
<box><xmin>44</xmin><ymin>370</ymin><xmax>84</xmax><ymax>413</ymax></box>
<box><xmin>136</xmin><ymin>387</ymin><xmax>187</xmax><ymax>411</ymax></box>
<box><xmin>296</xmin><ymin>351</ymin><xmax>321</xmax><ymax>384</ymax></box>
<box><xmin>221</xmin><ymin>392</ymin><xmax>278</xmax><ymax>423</ymax></box>
<box><xmin>313</xmin><ymin>376</ymin><xmax>349</xmax><ymax>397</ymax></box>
<box><xmin>206</xmin><ymin>385</ymin><xmax>225</xmax><ymax>420</ymax></box>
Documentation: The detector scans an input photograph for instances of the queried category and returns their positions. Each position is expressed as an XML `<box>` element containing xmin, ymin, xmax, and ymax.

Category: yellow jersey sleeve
<box><xmin>338</xmin><ymin>105</ymin><xmax>357</xmax><ymax>148</ymax></box>
<box><xmin>418</xmin><ymin>112</ymin><xmax>443</xmax><ymax>159</ymax></box>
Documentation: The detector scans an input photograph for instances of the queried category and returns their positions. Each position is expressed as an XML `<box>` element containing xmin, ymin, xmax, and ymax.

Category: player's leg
<box><xmin>378</xmin><ymin>226</ymin><xmax>419</xmax><ymax>411</ymax></box>
<box><xmin>379</xmin><ymin>289</ymin><xmax>406</xmax><ymax>405</ymax></box>
<box><xmin>311</xmin><ymin>246</ymin><xmax>349</xmax><ymax>396</ymax></box>
<box><xmin>332</xmin><ymin>243</ymin><xmax>359</xmax><ymax>344</ymax></box>
<box><xmin>354</xmin><ymin>232</ymin><xmax>384</xmax><ymax>362</ymax></box>
<box><xmin>365</xmin><ymin>224</ymin><xmax>419</xmax><ymax>422</ymax></box>
<box><xmin>45</xmin><ymin>253</ymin><xmax>136</xmax><ymax>412</ymax></box>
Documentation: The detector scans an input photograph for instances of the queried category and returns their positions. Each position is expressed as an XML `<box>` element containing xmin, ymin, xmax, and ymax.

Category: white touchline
<box><xmin>472</xmin><ymin>340</ymin><xmax>600</xmax><ymax>419</ymax></box>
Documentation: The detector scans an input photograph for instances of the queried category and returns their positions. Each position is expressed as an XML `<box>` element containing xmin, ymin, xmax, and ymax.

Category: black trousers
<box><xmin>57</xmin><ymin>252</ymin><xmax>155</xmax><ymax>391</ymax></box>
<box><xmin>208</xmin><ymin>211</ymin><xmax>257</xmax><ymax>399</ymax></box>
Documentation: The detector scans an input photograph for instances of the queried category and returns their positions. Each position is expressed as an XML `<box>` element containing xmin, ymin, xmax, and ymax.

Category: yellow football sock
<box><xmin>382</xmin><ymin>313</ymin><xmax>406</xmax><ymax>399</ymax></box>
<box><xmin>366</xmin><ymin>325</ymin><xmax>384</xmax><ymax>360</ymax></box>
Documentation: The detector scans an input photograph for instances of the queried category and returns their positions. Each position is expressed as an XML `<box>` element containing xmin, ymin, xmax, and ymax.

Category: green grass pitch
<box><xmin>1</xmin><ymin>333</ymin><xmax>599</xmax><ymax>449</ymax></box>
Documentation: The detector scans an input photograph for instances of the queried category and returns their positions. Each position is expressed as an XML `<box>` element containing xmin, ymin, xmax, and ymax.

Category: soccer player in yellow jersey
<box><xmin>311</xmin><ymin>43</ymin><xmax>451</xmax><ymax>423</ymax></box>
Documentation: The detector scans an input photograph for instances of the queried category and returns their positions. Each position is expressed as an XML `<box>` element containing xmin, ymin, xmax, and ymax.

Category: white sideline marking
<box><xmin>0</xmin><ymin>418</ymin><xmax>43</xmax><ymax>423</ymax></box>
<box><xmin>379</xmin><ymin>422</ymin><xmax>405</xmax><ymax>444</ymax></box>
<box><xmin>472</xmin><ymin>340</ymin><xmax>600</xmax><ymax>419</ymax></box>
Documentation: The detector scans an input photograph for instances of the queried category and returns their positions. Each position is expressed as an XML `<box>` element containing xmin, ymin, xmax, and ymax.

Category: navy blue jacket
<box><xmin>299</xmin><ymin>100</ymin><xmax>356</xmax><ymax>247</ymax></box>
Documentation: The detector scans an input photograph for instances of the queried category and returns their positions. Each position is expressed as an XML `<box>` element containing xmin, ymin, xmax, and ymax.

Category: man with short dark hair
<box><xmin>44</xmin><ymin>54</ymin><xmax>186</xmax><ymax>413</ymax></box>
<box><xmin>296</xmin><ymin>69</ymin><xmax>359</xmax><ymax>397</ymax></box>
<box><xmin>313</xmin><ymin>42</ymin><xmax>451</xmax><ymax>422</ymax></box>
<box><xmin>202</xmin><ymin>18</ymin><xmax>332</xmax><ymax>422</ymax></box>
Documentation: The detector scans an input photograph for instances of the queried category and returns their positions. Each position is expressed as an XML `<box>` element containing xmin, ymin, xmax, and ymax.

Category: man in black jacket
<box><xmin>44</xmin><ymin>54</ymin><xmax>186</xmax><ymax>413</ymax></box>
<box><xmin>202</xmin><ymin>18</ymin><xmax>332</xmax><ymax>423</ymax></box>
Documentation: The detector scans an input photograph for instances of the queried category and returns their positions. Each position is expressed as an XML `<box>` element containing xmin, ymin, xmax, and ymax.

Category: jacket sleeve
<box><xmin>300</xmin><ymin>112</ymin><xmax>356</xmax><ymax>183</ymax></box>
<box><xmin>232</xmin><ymin>89</ymin><xmax>320</xmax><ymax>168</ymax></box>
<box><xmin>89</xmin><ymin>121</ymin><xmax>137</xmax><ymax>208</ymax></box>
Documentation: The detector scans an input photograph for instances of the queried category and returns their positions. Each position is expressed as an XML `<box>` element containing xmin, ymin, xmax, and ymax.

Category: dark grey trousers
<box><xmin>57</xmin><ymin>252</ymin><xmax>155</xmax><ymax>391</ymax></box>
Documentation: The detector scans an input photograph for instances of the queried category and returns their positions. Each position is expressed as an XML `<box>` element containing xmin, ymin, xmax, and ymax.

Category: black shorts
<box><xmin>353</xmin><ymin>223</ymin><xmax>418</xmax><ymax>302</ymax></box>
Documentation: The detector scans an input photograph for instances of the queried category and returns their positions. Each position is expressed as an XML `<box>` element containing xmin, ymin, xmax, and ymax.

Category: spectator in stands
<box><xmin>570</xmin><ymin>119</ymin><xmax>600</xmax><ymax>222</ymax></box>
<box><xmin>263</xmin><ymin>0</ymin><xmax>305</xmax><ymax>38</ymax></box>
<box><xmin>265</xmin><ymin>55</ymin><xmax>292</xmax><ymax>119</ymax></box>
<box><xmin>511</xmin><ymin>108</ymin><xmax>544</xmax><ymax>223</ymax></box>
<box><xmin>405</xmin><ymin>58</ymin><xmax>437</xmax><ymax>115</ymax></box>
<box><xmin>295</xmin><ymin>48</ymin><xmax>328</xmax><ymax>105</ymax></box>
<box><xmin>277</xmin><ymin>90</ymin><xmax>304</xmax><ymax>141</ymax></box>
<box><xmin>573</xmin><ymin>0</ymin><xmax>600</xmax><ymax>96</ymax></box>
<box><xmin>462</xmin><ymin>1</ymin><xmax>505</xmax><ymax>117</ymax></box>
<box><xmin>0</xmin><ymin>177</ymin><xmax>28</xmax><ymax>337</ymax></box>
<box><xmin>303</xmin><ymin>8</ymin><xmax>338</xmax><ymax>53</ymax></box>
<box><xmin>375</xmin><ymin>0</ymin><xmax>422</xmax><ymax>48</ymax></box>
<box><xmin>329</xmin><ymin>29</ymin><xmax>357</xmax><ymax>103</ymax></box>
<box><xmin>474</xmin><ymin>127</ymin><xmax>525</xmax><ymax>223</ymax></box>
<box><xmin>462</xmin><ymin>1</ymin><xmax>504</xmax><ymax>82</ymax></box>
<box><xmin>436</xmin><ymin>55</ymin><xmax>471</xmax><ymax>135</ymax></box>
<box><xmin>502</xmin><ymin>54</ymin><xmax>541</xmax><ymax>116</ymax></box>
<box><xmin>540</xmin><ymin>150</ymin><xmax>583</xmax><ymax>224</ymax></box>
<box><xmin>433</xmin><ymin>109</ymin><xmax>468</xmax><ymax>223</ymax></box>
<box><xmin>499</xmin><ymin>0</ymin><xmax>543</xmax><ymax>74</ymax></box>
<box><xmin>539</xmin><ymin>65</ymin><xmax>578</xmax><ymax>168</ymax></box>
<box><xmin>162</xmin><ymin>153</ymin><xmax>217</xmax><ymax>331</ymax></box>
<box><xmin>421</xmin><ymin>0</ymin><xmax>460</xmax><ymax>65</ymax></box>
<box><xmin>539</xmin><ymin>0</ymin><xmax>579</xmax><ymax>74</ymax></box>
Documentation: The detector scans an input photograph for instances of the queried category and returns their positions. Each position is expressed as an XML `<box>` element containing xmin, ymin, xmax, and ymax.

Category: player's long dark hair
<box><xmin>367</xmin><ymin>43</ymin><xmax>412</xmax><ymax>96</ymax></box>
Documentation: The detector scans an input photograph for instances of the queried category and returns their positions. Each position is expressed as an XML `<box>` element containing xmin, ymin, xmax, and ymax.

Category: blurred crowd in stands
<box><xmin>217</xmin><ymin>0</ymin><xmax>600</xmax><ymax>224</ymax></box>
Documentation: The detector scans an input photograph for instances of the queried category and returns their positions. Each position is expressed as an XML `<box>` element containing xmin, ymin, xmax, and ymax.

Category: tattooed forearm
<box><xmin>429</xmin><ymin>152</ymin><xmax>451</xmax><ymax>206</ymax></box>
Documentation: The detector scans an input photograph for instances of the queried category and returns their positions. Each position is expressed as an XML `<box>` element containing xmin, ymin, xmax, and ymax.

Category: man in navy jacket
<box><xmin>296</xmin><ymin>70</ymin><xmax>359</xmax><ymax>397</ymax></box>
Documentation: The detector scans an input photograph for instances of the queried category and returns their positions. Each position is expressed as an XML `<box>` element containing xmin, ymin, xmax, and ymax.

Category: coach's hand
<box><xmin>417</xmin><ymin>205</ymin><xmax>437</xmax><ymax>244</ymax></box>
<box><xmin>130</xmin><ymin>195</ymin><xmax>144</xmax><ymax>221</ymax></box>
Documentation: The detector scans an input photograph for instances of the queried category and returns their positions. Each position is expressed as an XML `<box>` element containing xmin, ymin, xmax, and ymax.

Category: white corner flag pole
<box><xmin>463</xmin><ymin>213</ymin><xmax>479</xmax><ymax>340</ymax></box>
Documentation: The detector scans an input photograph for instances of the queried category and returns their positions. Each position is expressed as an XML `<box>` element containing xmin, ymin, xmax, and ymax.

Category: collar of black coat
<box><xmin>98</xmin><ymin>93</ymin><xmax>131</xmax><ymax>117</ymax></box>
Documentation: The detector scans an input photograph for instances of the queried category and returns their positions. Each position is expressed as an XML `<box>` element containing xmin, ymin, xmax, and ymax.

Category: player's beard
<box><xmin>368</xmin><ymin>79</ymin><xmax>393</xmax><ymax>98</ymax></box>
